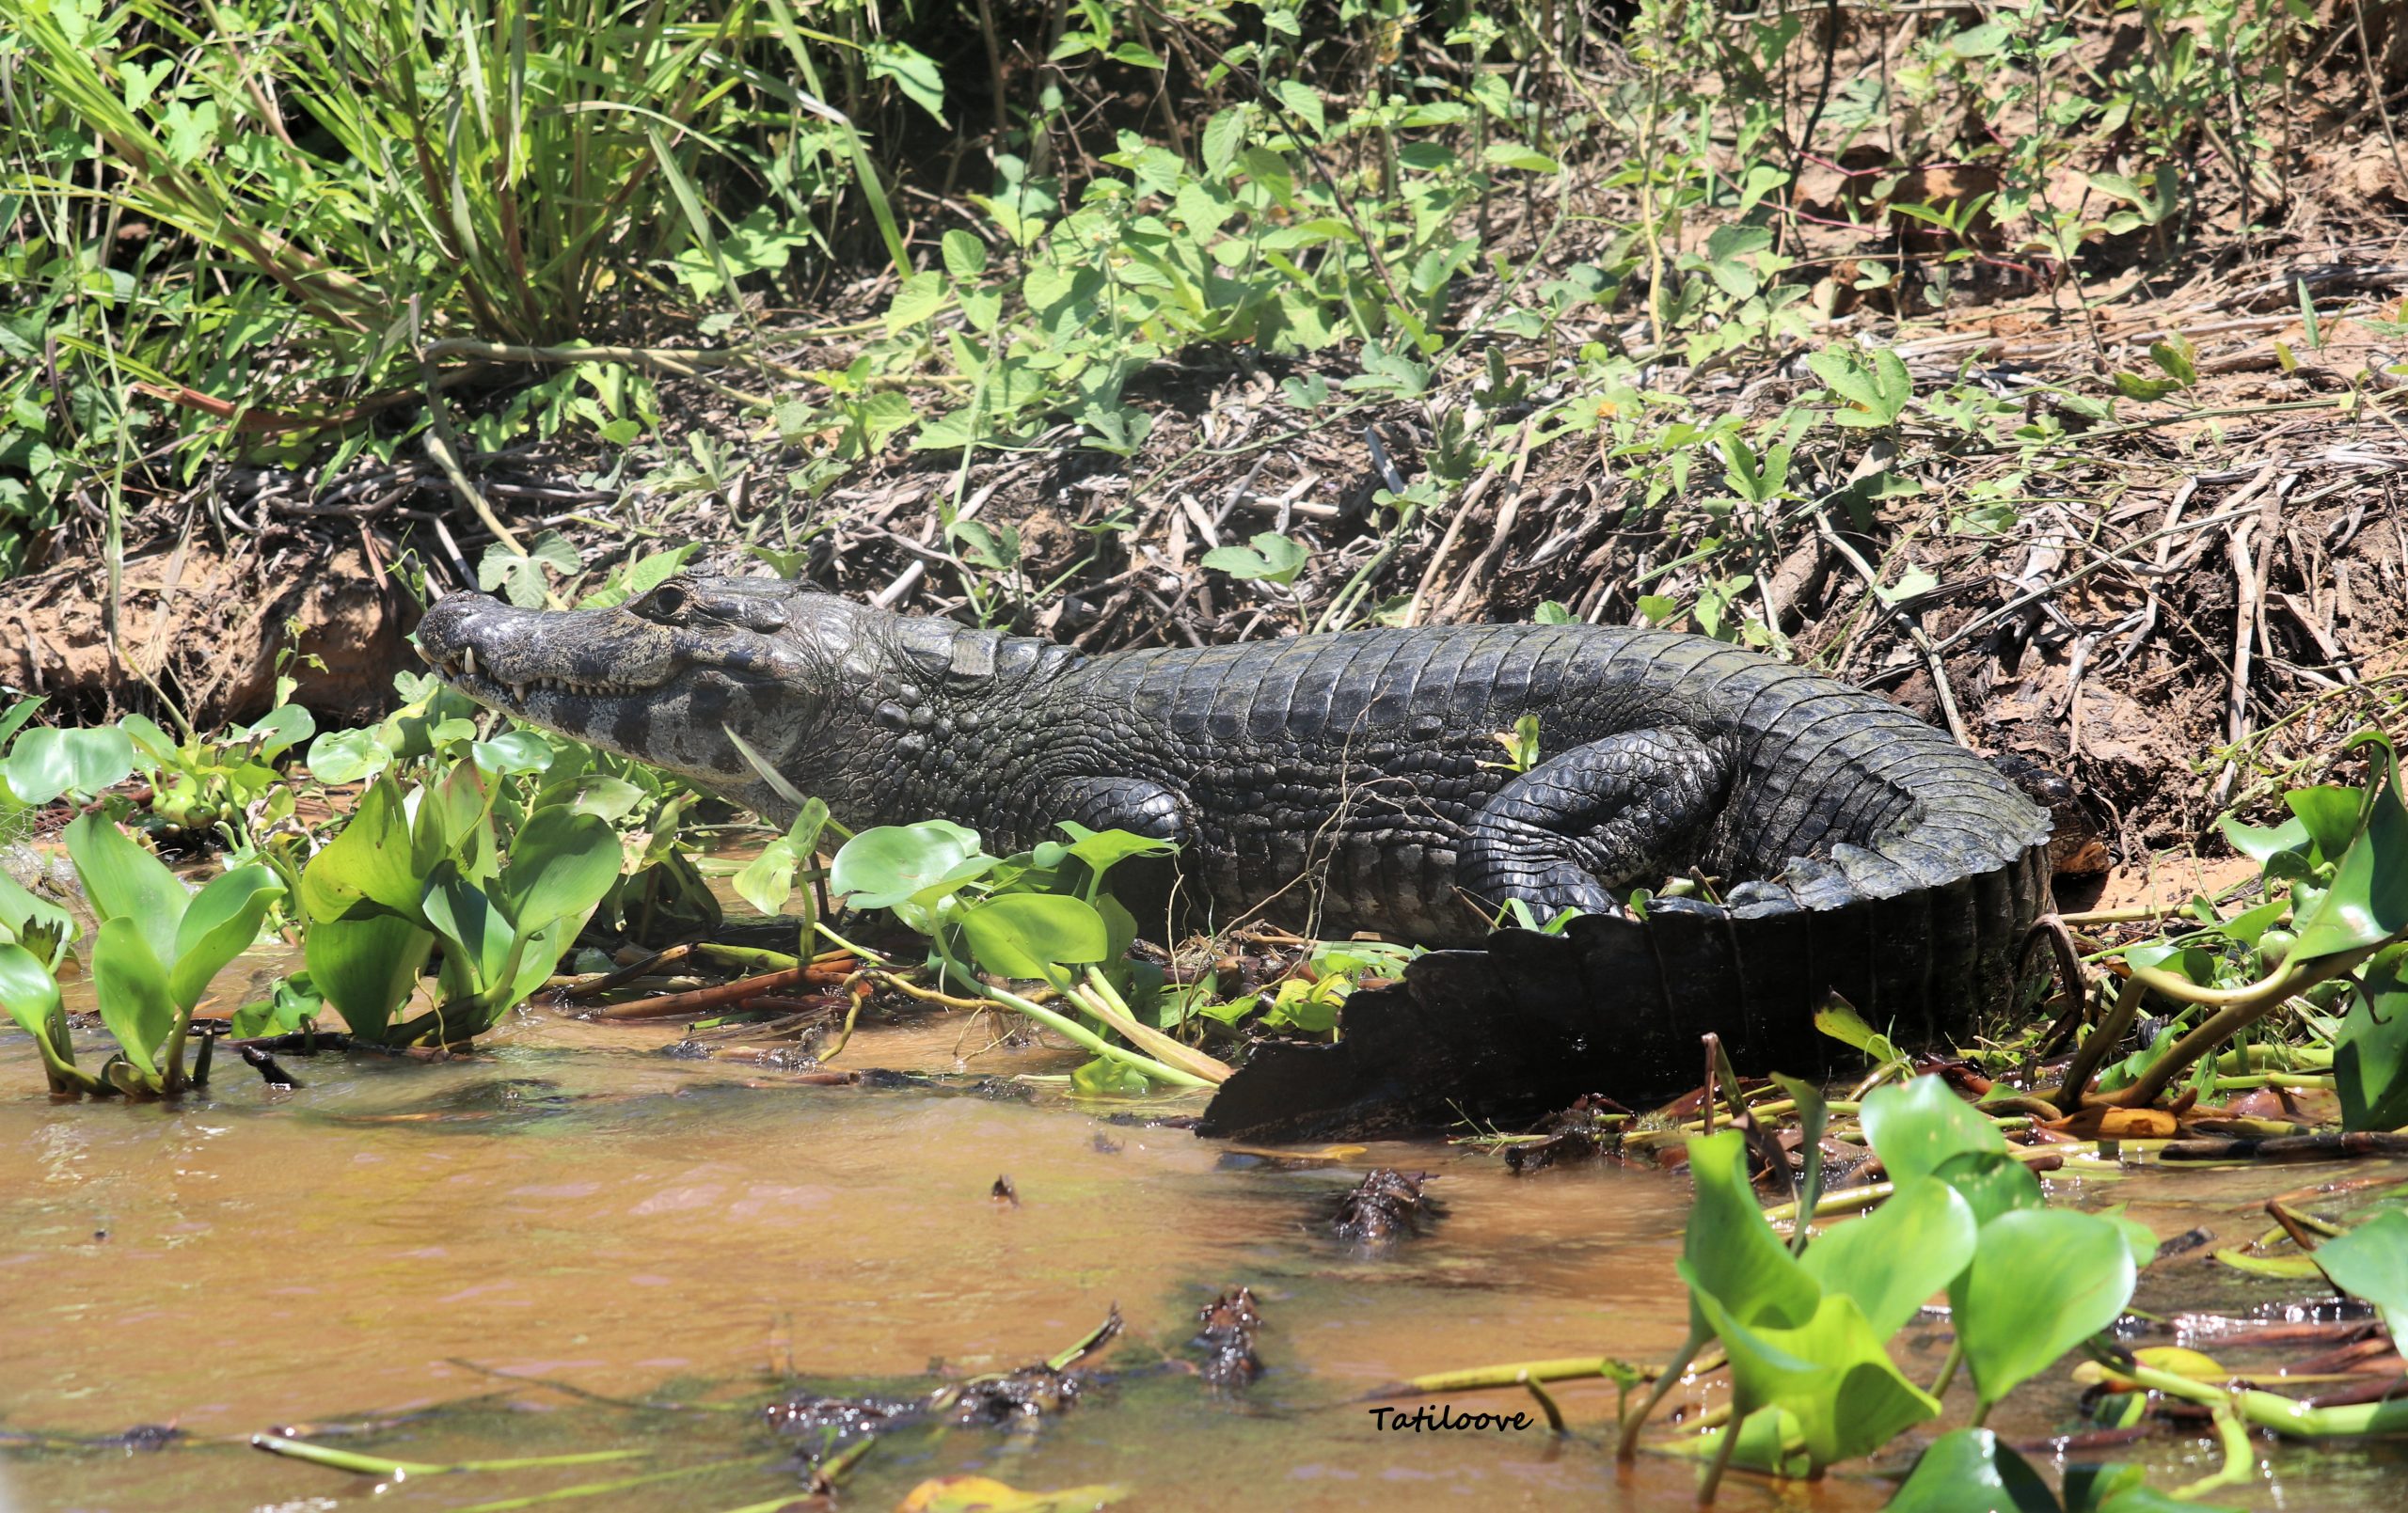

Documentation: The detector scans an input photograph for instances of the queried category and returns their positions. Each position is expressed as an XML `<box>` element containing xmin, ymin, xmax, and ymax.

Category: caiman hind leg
<box><xmin>1457</xmin><ymin>729</ymin><xmax>1732</xmax><ymax>921</ymax></box>
<box><xmin>1043</xmin><ymin>775</ymin><xmax>1194</xmax><ymax>934</ymax></box>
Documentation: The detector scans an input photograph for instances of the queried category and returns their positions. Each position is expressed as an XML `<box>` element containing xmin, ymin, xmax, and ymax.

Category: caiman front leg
<box><xmin>1458</xmin><ymin>728</ymin><xmax>1732</xmax><ymax>921</ymax></box>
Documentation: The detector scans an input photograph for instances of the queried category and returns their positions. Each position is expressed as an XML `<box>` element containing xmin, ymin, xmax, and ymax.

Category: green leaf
<box><xmin>1927</xmin><ymin>1149</ymin><xmax>2046</xmax><ymax>1227</ymax></box>
<box><xmin>2312</xmin><ymin>1207</ymin><xmax>2408</xmax><ymax>1343</ymax></box>
<box><xmin>735</xmin><ymin>836</ymin><xmax>801</xmax><ymax>918</ymax></box>
<box><xmin>300</xmin><ymin>779</ymin><xmax>427</xmax><ymax>922</ymax></box>
<box><xmin>1684</xmin><ymin>1130</ymin><xmax>1822</xmax><ymax>1331</ymax></box>
<box><xmin>2289</xmin><ymin>777</ymin><xmax>2408</xmax><ymax>962</ymax></box>
<box><xmin>1201</xmin><ymin>107</ymin><xmax>1248</xmax><ymax>173</ymax></box>
<box><xmin>303</xmin><ymin>912</ymin><xmax>433</xmax><ymax>1042</ymax></box>
<box><xmin>2287</xmin><ymin>784</ymin><xmax>2364</xmax><ymax>862</ymax></box>
<box><xmin>497</xmin><ymin>808</ymin><xmax>622</xmax><ymax>930</ymax></box>
<box><xmin>2148</xmin><ymin>331</ymin><xmax>2198</xmax><ymax>386</ymax></box>
<box><xmin>1885</xmin><ymin>1428</ymin><xmax>2056</xmax><ymax>1513</ymax></box>
<box><xmin>423</xmin><ymin>863</ymin><xmax>516</xmax><ymax>994</ymax></box>
<box><xmin>166</xmin><ymin>866</ymin><xmax>283</xmax><ymax>1012</ymax></box>
<box><xmin>2336</xmin><ymin>942</ymin><xmax>2408</xmax><ymax>1131</ymax></box>
<box><xmin>1274</xmin><ymin>79</ymin><xmax>1324</xmax><ymax>136</ymax></box>
<box><xmin>64</xmin><ymin>812</ymin><xmax>187</xmax><ymax>967</ymax></box>
<box><xmin>306</xmin><ymin>727</ymin><xmax>393</xmax><ymax>785</ymax></box>
<box><xmin>959</xmin><ymin>893</ymin><xmax>1111</xmax><ymax>981</ymax></box>
<box><xmin>941</xmin><ymin>229</ymin><xmax>989</xmax><ymax>281</ymax></box>
<box><xmin>831</xmin><ymin>820</ymin><xmax>987</xmax><ymax>910</ymax></box>
<box><xmin>1071</xmin><ymin>1055</ymin><xmax>1152</xmax><ymax>1096</ymax></box>
<box><xmin>1798</xmin><ymin>1177</ymin><xmax>1978</xmax><ymax>1339</ymax></box>
<box><xmin>1686</xmin><ymin>1278</ymin><xmax>1941</xmax><ymax>1471</ymax></box>
<box><xmin>1956</xmin><ymin>1209</ymin><xmax>2136</xmax><ymax>1413</ymax></box>
<box><xmin>6</xmin><ymin>724</ymin><xmax>135</xmax><ymax>803</ymax></box>
<box><xmin>0</xmin><ymin>941</ymin><xmax>77</xmax><ymax>1085</ymax></box>
<box><xmin>91</xmin><ymin>916</ymin><xmax>177</xmax><ymax>1075</ymax></box>
<box><xmin>2215</xmin><ymin>812</ymin><xmax>2310</xmax><ymax>864</ymax></box>
<box><xmin>1200</xmin><ymin>531</ymin><xmax>1308</xmax><ymax>586</ymax></box>
<box><xmin>1860</xmin><ymin>1076</ymin><xmax>2007</xmax><ymax>1188</ymax></box>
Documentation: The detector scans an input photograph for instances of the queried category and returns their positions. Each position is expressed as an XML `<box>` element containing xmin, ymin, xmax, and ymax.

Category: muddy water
<box><xmin>4</xmin><ymin>979</ymin><xmax>2404</xmax><ymax>1511</ymax></box>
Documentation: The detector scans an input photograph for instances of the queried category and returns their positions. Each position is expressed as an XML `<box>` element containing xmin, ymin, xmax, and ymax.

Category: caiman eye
<box><xmin>638</xmin><ymin>578</ymin><xmax>691</xmax><ymax>623</ymax></box>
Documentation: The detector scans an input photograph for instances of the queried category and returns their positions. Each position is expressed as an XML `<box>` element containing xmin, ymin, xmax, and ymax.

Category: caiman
<box><xmin>418</xmin><ymin>577</ymin><xmax>2055</xmax><ymax>1137</ymax></box>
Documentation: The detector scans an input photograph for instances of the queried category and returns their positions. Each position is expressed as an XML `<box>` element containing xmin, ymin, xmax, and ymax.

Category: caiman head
<box><xmin>416</xmin><ymin>575</ymin><xmax>870</xmax><ymax>817</ymax></box>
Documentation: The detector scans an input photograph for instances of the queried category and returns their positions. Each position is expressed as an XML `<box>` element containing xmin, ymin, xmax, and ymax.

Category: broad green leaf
<box><xmin>304</xmin><ymin>912</ymin><xmax>434</xmax><ymax>1042</ymax></box>
<box><xmin>239</xmin><ymin>704</ymin><xmax>315</xmax><ymax>761</ymax></box>
<box><xmin>1798</xmin><ymin>1177</ymin><xmax>1977</xmax><ymax>1338</ymax></box>
<box><xmin>1956</xmin><ymin>1209</ymin><xmax>2136</xmax><ymax>1412</ymax></box>
<box><xmin>6</xmin><ymin>724</ymin><xmax>135</xmax><ymax>803</ymax></box>
<box><xmin>1886</xmin><ymin>1428</ymin><xmax>2056</xmax><ymax>1513</ymax></box>
<box><xmin>1861</xmin><ymin>1076</ymin><xmax>2007</xmax><ymax>1188</ymax></box>
<box><xmin>0</xmin><ymin>940</ymin><xmax>74</xmax><ymax>1082</ymax></box>
<box><xmin>2289</xmin><ymin>778</ymin><xmax>2408</xmax><ymax>962</ymax></box>
<box><xmin>959</xmin><ymin>893</ymin><xmax>1111</xmax><ymax>981</ymax></box>
<box><xmin>2216</xmin><ymin>812</ymin><xmax>2309</xmax><ymax>864</ymax></box>
<box><xmin>166</xmin><ymin>866</ymin><xmax>283</xmax><ymax>1012</ymax></box>
<box><xmin>2287</xmin><ymin>784</ymin><xmax>2363</xmax><ymax>861</ymax></box>
<box><xmin>422</xmin><ymin>864</ymin><xmax>516</xmax><ymax>994</ymax></box>
<box><xmin>1928</xmin><ymin>1149</ymin><xmax>2045</xmax><ymax>1227</ymax></box>
<box><xmin>300</xmin><ymin>779</ymin><xmax>425</xmax><ymax>922</ymax></box>
<box><xmin>1053</xmin><ymin>822</ymin><xmax>1180</xmax><ymax>882</ymax></box>
<box><xmin>2312</xmin><ymin>1207</ymin><xmax>2408</xmax><ymax>1343</ymax></box>
<box><xmin>91</xmin><ymin>916</ymin><xmax>177</xmax><ymax>1074</ymax></box>
<box><xmin>941</xmin><ymin>229</ymin><xmax>988</xmax><ymax>281</ymax></box>
<box><xmin>498</xmin><ymin>808</ymin><xmax>622</xmax><ymax>930</ymax></box>
<box><xmin>1201</xmin><ymin>107</ymin><xmax>1247</xmax><ymax>173</ymax></box>
<box><xmin>831</xmin><ymin>820</ymin><xmax>986</xmax><ymax>909</ymax></box>
<box><xmin>735</xmin><ymin>836</ymin><xmax>800</xmax><ymax>918</ymax></box>
<box><xmin>1274</xmin><ymin>79</ymin><xmax>1324</xmax><ymax>135</ymax></box>
<box><xmin>1070</xmin><ymin>1055</ymin><xmax>1152</xmax><ymax>1097</ymax></box>
<box><xmin>1685</xmin><ymin>1277</ymin><xmax>1940</xmax><ymax>1471</ymax></box>
<box><xmin>306</xmin><ymin>727</ymin><xmax>392</xmax><ymax>785</ymax></box>
<box><xmin>1684</xmin><ymin>1129</ymin><xmax>1821</xmax><ymax>1332</ymax></box>
<box><xmin>471</xmin><ymin>731</ymin><xmax>554</xmax><ymax>776</ymax></box>
<box><xmin>64</xmin><ymin>812</ymin><xmax>187</xmax><ymax>966</ymax></box>
<box><xmin>2337</xmin><ymin>942</ymin><xmax>2408</xmax><ymax>1131</ymax></box>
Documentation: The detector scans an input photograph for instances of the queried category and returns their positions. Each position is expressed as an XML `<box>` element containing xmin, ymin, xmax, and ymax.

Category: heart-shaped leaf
<box><xmin>959</xmin><ymin>893</ymin><xmax>1112</xmax><ymax>981</ymax></box>
<box><xmin>1861</xmin><ymin>1076</ymin><xmax>2007</xmax><ymax>1188</ymax></box>
<box><xmin>6</xmin><ymin>725</ymin><xmax>135</xmax><ymax>804</ymax></box>
<box><xmin>831</xmin><ymin>821</ymin><xmax>988</xmax><ymax>910</ymax></box>
<box><xmin>1685</xmin><ymin>1277</ymin><xmax>1941</xmax><ymax>1472</ymax></box>
<box><xmin>1956</xmin><ymin>1208</ymin><xmax>2136</xmax><ymax>1413</ymax></box>
<box><xmin>167</xmin><ymin>865</ymin><xmax>284</xmax><ymax>1012</ymax></box>
<box><xmin>1798</xmin><ymin>1175</ymin><xmax>1978</xmax><ymax>1339</ymax></box>
<box><xmin>1684</xmin><ymin>1129</ymin><xmax>1822</xmax><ymax>1332</ymax></box>
<box><xmin>1886</xmin><ymin>1428</ymin><xmax>2056</xmax><ymax>1512</ymax></box>
<box><xmin>497</xmin><ymin>808</ymin><xmax>622</xmax><ymax>930</ymax></box>
<box><xmin>65</xmin><ymin>812</ymin><xmax>188</xmax><ymax>967</ymax></box>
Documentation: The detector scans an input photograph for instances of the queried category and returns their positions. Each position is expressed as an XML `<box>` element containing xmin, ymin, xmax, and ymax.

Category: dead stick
<box><xmin>593</xmin><ymin>966</ymin><xmax>851</xmax><ymax>1021</ymax></box>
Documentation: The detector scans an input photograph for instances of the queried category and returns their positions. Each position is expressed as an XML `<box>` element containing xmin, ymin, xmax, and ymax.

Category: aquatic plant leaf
<box><xmin>1683</xmin><ymin>1129</ymin><xmax>1820</xmax><ymax>1332</ymax></box>
<box><xmin>1956</xmin><ymin>1209</ymin><xmax>2136</xmax><ymax>1413</ymax></box>
<box><xmin>303</xmin><ymin>911</ymin><xmax>434</xmax><ymax>1042</ymax></box>
<box><xmin>1860</xmin><ymin>1076</ymin><xmax>2006</xmax><ymax>1189</ymax></box>
<box><xmin>300</xmin><ymin>779</ymin><xmax>425</xmax><ymax>922</ymax></box>
<box><xmin>2311</xmin><ymin>1207</ymin><xmax>2408</xmax><ymax>1345</ymax></box>
<box><xmin>2289</xmin><ymin>776</ymin><xmax>2408</xmax><ymax>962</ymax></box>
<box><xmin>167</xmin><ymin>865</ymin><xmax>283</xmax><ymax>1012</ymax></box>
<box><xmin>0</xmin><ymin>940</ymin><xmax>82</xmax><ymax>1088</ymax></box>
<box><xmin>831</xmin><ymin>820</ymin><xmax>987</xmax><ymax>910</ymax></box>
<box><xmin>498</xmin><ymin>808</ymin><xmax>622</xmax><ymax>930</ymax></box>
<box><xmin>1798</xmin><ymin>1176</ymin><xmax>1977</xmax><ymax>1339</ymax></box>
<box><xmin>960</xmin><ymin>893</ymin><xmax>1111</xmax><ymax>981</ymax></box>
<box><xmin>5</xmin><ymin>724</ymin><xmax>135</xmax><ymax>804</ymax></box>
<box><xmin>2287</xmin><ymin>785</ymin><xmax>2365</xmax><ymax>863</ymax></box>
<box><xmin>2336</xmin><ymin>943</ymin><xmax>2408</xmax><ymax>1133</ymax></box>
<box><xmin>91</xmin><ymin>917</ymin><xmax>175</xmax><ymax>1075</ymax></box>
<box><xmin>422</xmin><ymin>863</ymin><xmax>515</xmax><ymax>994</ymax></box>
<box><xmin>2066</xmin><ymin>1460</ymin><xmax>2242</xmax><ymax>1512</ymax></box>
<box><xmin>1927</xmin><ymin>1149</ymin><xmax>2045</xmax><ymax>1227</ymax></box>
<box><xmin>1886</xmin><ymin>1427</ymin><xmax>2055</xmax><ymax>1512</ymax></box>
<box><xmin>2216</xmin><ymin>812</ymin><xmax>2310</xmax><ymax>865</ymax></box>
<box><xmin>1051</xmin><ymin>822</ymin><xmax>1180</xmax><ymax>883</ymax></box>
<box><xmin>65</xmin><ymin>813</ymin><xmax>188</xmax><ymax>968</ymax></box>
<box><xmin>1684</xmin><ymin>1270</ymin><xmax>1940</xmax><ymax>1471</ymax></box>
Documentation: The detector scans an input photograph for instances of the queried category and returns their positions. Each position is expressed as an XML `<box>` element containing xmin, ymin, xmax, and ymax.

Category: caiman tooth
<box><xmin>460</xmin><ymin>646</ymin><xmax>477</xmax><ymax>677</ymax></box>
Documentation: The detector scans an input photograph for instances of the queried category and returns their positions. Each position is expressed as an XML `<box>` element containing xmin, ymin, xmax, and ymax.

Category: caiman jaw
<box><xmin>412</xmin><ymin>584</ymin><xmax>806</xmax><ymax>794</ymax></box>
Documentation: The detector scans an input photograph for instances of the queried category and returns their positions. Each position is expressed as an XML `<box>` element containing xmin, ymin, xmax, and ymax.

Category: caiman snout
<box><xmin>417</xmin><ymin>590</ymin><xmax>680</xmax><ymax>707</ymax></box>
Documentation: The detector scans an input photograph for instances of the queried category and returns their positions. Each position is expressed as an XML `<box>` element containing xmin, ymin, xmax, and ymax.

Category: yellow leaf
<box><xmin>898</xmin><ymin>1476</ymin><xmax>1132</xmax><ymax>1513</ymax></box>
